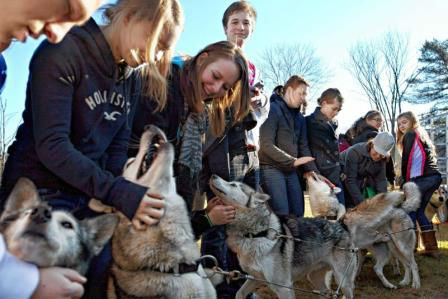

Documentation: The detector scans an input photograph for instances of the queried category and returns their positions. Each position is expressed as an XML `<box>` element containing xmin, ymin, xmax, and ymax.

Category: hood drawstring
<box><xmin>117</xmin><ymin>62</ymin><xmax>130</xmax><ymax>129</ymax></box>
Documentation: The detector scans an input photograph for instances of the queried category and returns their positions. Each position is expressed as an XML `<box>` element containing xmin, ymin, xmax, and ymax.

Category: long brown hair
<box><xmin>396</xmin><ymin>111</ymin><xmax>434</xmax><ymax>153</ymax></box>
<box><xmin>103</xmin><ymin>0</ymin><xmax>184</xmax><ymax>110</ymax></box>
<box><xmin>346</xmin><ymin>110</ymin><xmax>381</xmax><ymax>144</ymax></box>
<box><xmin>181</xmin><ymin>41</ymin><xmax>251</xmax><ymax>137</ymax></box>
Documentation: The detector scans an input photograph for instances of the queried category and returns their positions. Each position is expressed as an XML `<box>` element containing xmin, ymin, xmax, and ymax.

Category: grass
<box><xmin>253</xmin><ymin>196</ymin><xmax>448</xmax><ymax>299</ymax></box>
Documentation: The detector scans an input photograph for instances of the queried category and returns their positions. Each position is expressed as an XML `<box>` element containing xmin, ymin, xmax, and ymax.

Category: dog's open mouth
<box><xmin>138</xmin><ymin>126</ymin><xmax>168</xmax><ymax>179</ymax></box>
<box><xmin>142</xmin><ymin>135</ymin><xmax>163</xmax><ymax>175</ymax></box>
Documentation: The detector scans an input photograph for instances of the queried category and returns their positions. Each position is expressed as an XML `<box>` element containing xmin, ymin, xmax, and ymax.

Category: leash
<box><xmin>207</xmin><ymin>266</ymin><xmax>339</xmax><ymax>299</ymax></box>
<box><xmin>199</xmin><ymin>230</ymin><xmax>358</xmax><ymax>299</ymax></box>
<box><xmin>267</xmin><ymin>227</ymin><xmax>359</xmax><ymax>253</ymax></box>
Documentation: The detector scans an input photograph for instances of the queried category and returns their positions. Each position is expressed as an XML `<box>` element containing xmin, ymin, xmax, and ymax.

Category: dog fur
<box><xmin>0</xmin><ymin>177</ymin><xmax>118</xmax><ymax>275</ymax></box>
<box><xmin>340</xmin><ymin>182</ymin><xmax>421</xmax><ymax>289</ymax></box>
<box><xmin>209</xmin><ymin>174</ymin><xmax>357</xmax><ymax>299</ymax></box>
<box><xmin>107</xmin><ymin>125</ymin><xmax>216</xmax><ymax>299</ymax></box>
<box><xmin>306</xmin><ymin>172</ymin><xmax>346</xmax><ymax>220</ymax></box>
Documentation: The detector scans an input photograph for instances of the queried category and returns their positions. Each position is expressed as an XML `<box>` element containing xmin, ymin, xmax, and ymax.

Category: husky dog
<box><xmin>341</xmin><ymin>182</ymin><xmax>421</xmax><ymax>289</ymax></box>
<box><xmin>107</xmin><ymin>125</ymin><xmax>216</xmax><ymax>299</ymax></box>
<box><xmin>0</xmin><ymin>178</ymin><xmax>118</xmax><ymax>275</ymax></box>
<box><xmin>425</xmin><ymin>184</ymin><xmax>448</xmax><ymax>224</ymax></box>
<box><xmin>306</xmin><ymin>172</ymin><xmax>346</xmax><ymax>220</ymax></box>
<box><xmin>209</xmin><ymin>175</ymin><xmax>357</xmax><ymax>299</ymax></box>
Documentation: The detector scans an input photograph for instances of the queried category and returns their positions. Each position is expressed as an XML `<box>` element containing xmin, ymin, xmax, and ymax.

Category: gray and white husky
<box><xmin>341</xmin><ymin>183</ymin><xmax>421</xmax><ymax>289</ymax></box>
<box><xmin>0</xmin><ymin>178</ymin><xmax>118</xmax><ymax>275</ymax></box>
<box><xmin>306</xmin><ymin>174</ymin><xmax>421</xmax><ymax>289</ymax></box>
<box><xmin>210</xmin><ymin>175</ymin><xmax>357</xmax><ymax>299</ymax></box>
<box><xmin>107</xmin><ymin>125</ymin><xmax>217</xmax><ymax>299</ymax></box>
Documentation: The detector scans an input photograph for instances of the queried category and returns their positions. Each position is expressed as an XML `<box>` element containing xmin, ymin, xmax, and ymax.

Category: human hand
<box><xmin>294</xmin><ymin>157</ymin><xmax>315</xmax><ymax>167</ymax></box>
<box><xmin>32</xmin><ymin>267</ymin><xmax>86</xmax><ymax>299</ymax></box>
<box><xmin>132</xmin><ymin>192</ymin><xmax>165</xmax><ymax>230</ymax></box>
<box><xmin>321</xmin><ymin>176</ymin><xmax>336</xmax><ymax>188</ymax></box>
<box><xmin>207</xmin><ymin>205</ymin><xmax>236</xmax><ymax>226</ymax></box>
<box><xmin>206</xmin><ymin>197</ymin><xmax>225</xmax><ymax>213</ymax></box>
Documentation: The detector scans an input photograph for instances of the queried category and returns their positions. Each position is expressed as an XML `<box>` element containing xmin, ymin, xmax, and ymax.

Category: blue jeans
<box><xmin>261</xmin><ymin>165</ymin><xmax>304</xmax><ymax>217</ymax></box>
<box><xmin>409</xmin><ymin>174</ymin><xmax>442</xmax><ymax>231</ymax></box>
<box><xmin>38</xmin><ymin>189</ymin><xmax>111</xmax><ymax>299</ymax></box>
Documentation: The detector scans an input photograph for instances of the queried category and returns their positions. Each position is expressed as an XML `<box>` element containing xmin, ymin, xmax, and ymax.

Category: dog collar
<box><xmin>161</xmin><ymin>262</ymin><xmax>200</xmax><ymax>275</ymax></box>
<box><xmin>244</xmin><ymin>229</ymin><xmax>270</xmax><ymax>239</ymax></box>
<box><xmin>429</xmin><ymin>201</ymin><xmax>439</xmax><ymax>210</ymax></box>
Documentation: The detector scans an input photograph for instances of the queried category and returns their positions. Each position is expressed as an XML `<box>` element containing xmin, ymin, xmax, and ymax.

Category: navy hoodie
<box><xmin>0</xmin><ymin>19</ymin><xmax>147</xmax><ymax>219</ymax></box>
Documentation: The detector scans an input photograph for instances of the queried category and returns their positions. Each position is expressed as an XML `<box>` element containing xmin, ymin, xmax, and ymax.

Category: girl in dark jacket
<box><xmin>0</xmin><ymin>1</ymin><xmax>184</xmax><ymax>296</ymax></box>
<box><xmin>306</xmin><ymin>88</ymin><xmax>345</xmax><ymax>205</ymax></box>
<box><xmin>346</xmin><ymin>110</ymin><xmax>395</xmax><ymax>185</ymax></box>
<box><xmin>346</xmin><ymin>110</ymin><xmax>383</xmax><ymax>145</ymax></box>
<box><xmin>397</xmin><ymin>111</ymin><xmax>442</xmax><ymax>257</ymax></box>
<box><xmin>340</xmin><ymin>132</ymin><xmax>395</xmax><ymax>207</ymax></box>
<box><xmin>259</xmin><ymin>75</ymin><xmax>316</xmax><ymax>217</ymax></box>
<box><xmin>130</xmin><ymin>41</ymin><xmax>251</xmax><ymax>231</ymax></box>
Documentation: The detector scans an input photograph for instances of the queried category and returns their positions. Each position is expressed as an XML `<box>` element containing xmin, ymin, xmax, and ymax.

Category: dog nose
<box><xmin>31</xmin><ymin>204</ymin><xmax>52</xmax><ymax>224</ymax></box>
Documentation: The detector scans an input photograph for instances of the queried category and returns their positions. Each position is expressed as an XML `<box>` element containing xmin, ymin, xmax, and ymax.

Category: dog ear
<box><xmin>2</xmin><ymin>178</ymin><xmax>40</xmax><ymax>218</ymax></box>
<box><xmin>82</xmin><ymin>214</ymin><xmax>119</xmax><ymax>256</ymax></box>
<box><xmin>253</xmin><ymin>192</ymin><xmax>270</xmax><ymax>204</ymax></box>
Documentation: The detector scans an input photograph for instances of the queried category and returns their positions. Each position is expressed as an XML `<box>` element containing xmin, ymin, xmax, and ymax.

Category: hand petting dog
<box><xmin>132</xmin><ymin>192</ymin><xmax>165</xmax><ymax>230</ymax></box>
<box><xmin>206</xmin><ymin>197</ymin><xmax>236</xmax><ymax>225</ymax></box>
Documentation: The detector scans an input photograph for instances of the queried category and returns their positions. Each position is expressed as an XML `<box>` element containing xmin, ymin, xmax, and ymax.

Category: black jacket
<box><xmin>259</xmin><ymin>97</ymin><xmax>317</xmax><ymax>173</ymax></box>
<box><xmin>305</xmin><ymin>107</ymin><xmax>341</xmax><ymax>184</ymax></box>
<box><xmin>352</xmin><ymin>126</ymin><xmax>378</xmax><ymax>144</ymax></box>
<box><xmin>340</xmin><ymin>142</ymin><xmax>387</xmax><ymax>204</ymax></box>
<box><xmin>0</xmin><ymin>19</ymin><xmax>146</xmax><ymax>219</ymax></box>
<box><xmin>402</xmin><ymin>130</ymin><xmax>440</xmax><ymax>181</ymax></box>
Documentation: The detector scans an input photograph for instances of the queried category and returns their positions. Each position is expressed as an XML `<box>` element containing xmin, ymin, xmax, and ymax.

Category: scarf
<box><xmin>178</xmin><ymin>110</ymin><xmax>208</xmax><ymax>180</ymax></box>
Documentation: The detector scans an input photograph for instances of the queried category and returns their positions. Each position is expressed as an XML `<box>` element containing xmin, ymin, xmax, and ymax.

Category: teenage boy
<box><xmin>201</xmin><ymin>2</ymin><xmax>268</xmax><ymax>299</ymax></box>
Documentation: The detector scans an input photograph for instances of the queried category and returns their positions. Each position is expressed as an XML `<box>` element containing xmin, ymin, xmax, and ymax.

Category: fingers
<box><xmin>64</xmin><ymin>281</ymin><xmax>85</xmax><ymax>299</ymax></box>
<box><xmin>60</xmin><ymin>268</ymin><xmax>87</xmax><ymax>284</ymax></box>
<box><xmin>141</xmin><ymin>196</ymin><xmax>165</xmax><ymax>210</ymax></box>
<box><xmin>146</xmin><ymin>192</ymin><xmax>163</xmax><ymax>200</ymax></box>
<box><xmin>222</xmin><ymin>206</ymin><xmax>236</xmax><ymax>221</ymax></box>
<box><xmin>136</xmin><ymin>214</ymin><xmax>159</xmax><ymax>226</ymax></box>
<box><xmin>132</xmin><ymin>218</ymin><xmax>147</xmax><ymax>230</ymax></box>
<box><xmin>132</xmin><ymin>193</ymin><xmax>165</xmax><ymax>229</ymax></box>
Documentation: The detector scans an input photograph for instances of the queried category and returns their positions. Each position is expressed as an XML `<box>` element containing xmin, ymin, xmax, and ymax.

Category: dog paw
<box><xmin>399</xmin><ymin>279</ymin><xmax>410</xmax><ymax>287</ymax></box>
<box><xmin>384</xmin><ymin>282</ymin><xmax>397</xmax><ymax>289</ymax></box>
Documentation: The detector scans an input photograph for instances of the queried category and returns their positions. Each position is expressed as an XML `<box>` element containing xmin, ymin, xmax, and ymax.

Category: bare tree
<box><xmin>258</xmin><ymin>43</ymin><xmax>330</xmax><ymax>95</ymax></box>
<box><xmin>0</xmin><ymin>96</ymin><xmax>14</xmax><ymax>178</ymax></box>
<box><xmin>347</xmin><ymin>32</ymin><xmax>418</xmax><ymax>135</ymax></box>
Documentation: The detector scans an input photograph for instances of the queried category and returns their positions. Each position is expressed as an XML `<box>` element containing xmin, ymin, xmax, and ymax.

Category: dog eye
<box><xmin>230</xmin><ymin>183</ymin><xmax>237</xmax><ymax>187</ymax></box>
<box><xmin>61</xmin><ymin>221</ymin><xmax>74</xmax><ymax>229</ymax></box>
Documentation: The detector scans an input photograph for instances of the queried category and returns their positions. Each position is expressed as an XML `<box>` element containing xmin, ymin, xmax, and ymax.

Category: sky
<box><xmin>2</xmin><ymin>0</ymin><xmax>448</xmax><ymax>139</ymax></box>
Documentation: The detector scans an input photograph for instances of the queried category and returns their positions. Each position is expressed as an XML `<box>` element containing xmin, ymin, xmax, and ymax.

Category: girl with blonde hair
<box><xmin>0</xmin><ymin>0</ymin><xmax>184</xmax><ymax>296</ymax></box>
<box><xmin>131</xmin><ymin>40</ymin><xmax>251</xmax><ymax>211</ymax></box>
<box><xmin>396</xmin><ymin>111</ymin><xmax>441</xmax><ymax>257</ymax></box>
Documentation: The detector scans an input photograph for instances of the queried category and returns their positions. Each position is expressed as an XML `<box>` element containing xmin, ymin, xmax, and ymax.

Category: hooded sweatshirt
<box><xmin>0</xmin><ymin>19</ymin><xmax>147</xmax><ymax>219</ymax></box>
